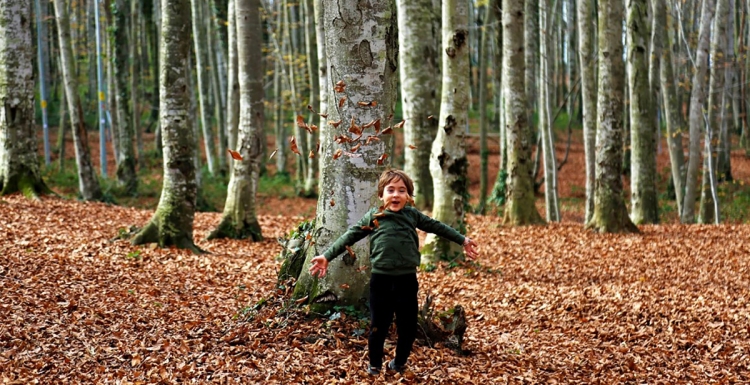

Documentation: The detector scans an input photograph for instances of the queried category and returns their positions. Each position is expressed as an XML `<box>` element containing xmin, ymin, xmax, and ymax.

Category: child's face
<box><xmin>380</xmin><ymin>178</ymin><xmax>409</xmax><ymax>212</ymax></box>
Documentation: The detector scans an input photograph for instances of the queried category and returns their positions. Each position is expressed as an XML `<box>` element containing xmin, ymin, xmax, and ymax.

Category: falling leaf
<box><xmin>356</xmin><ymin>265</ymin><xmax>369</xmax><ymax>272</ymax></box>
<box><xmin>329</xmin><ymin>120</ymin><xmax>342</xmax><ymax>128</ymax></box>
<box><xmin>330</xmin><ymin>198</ymin><xmax>335</xmax><ymax>207</ymax></box>
<box><xmin>345</xmin><ymin>246</ymin><xmax>356</xmax><ymax>259</ymax></box>
<box><xmin>348</xmin><ymin>117</ymin><xmax>362</xmax><ymax>136</ymax></box>
<box><xmin>358</xmin><ymin>101</ymin><xmax>377</xmax><ymax>107</ymax></box>
<box><xmin>408</xmin><ymin>145</ymin><xmax>417</xmax><ymax>150</ymax></box>
<box><xmin>308</xmin><ymin>150</ymin><xmax>315</xmax><ymax>159</ymax></box>
<box><xmin>289</xmin><ymin>136</ymin><xmax>301</xmax><ymax>155</ymax></box>
<box><xmin>377</xmin><ymin>153</ymin><xmax>389</xmax><ymax>165</ymax></box>
<box><xmin>373</xmin><ymin>219</ymin><xmax>380</xmax><ymax>228</ymax></box>
<box><xmin>340</xmin><ymin>283</ymin><xmax>350</xmax><ymax>290</ymax></box>
<box><xmin>318</xmin><ymin>113</ymin><xmax>328</xmax><ymax>118</ymax></box>
<box><xmin>269</xmin><ymin>148</ymin><xmax>279</xmax><ymax>159</ymax></box>
<box><xmin>351</xmin><ymin>143</ymin><xmax>362</xmax><ymax>153</ymax></box>
<box><xmin>334</xmin><ymin>80</ymin><xmax>346</xmax><ymax>93</ymax></box>
<box><xmin>427</xmin><ymin>115</ymin><xmax>434</xmax><ymax>119</ymax></box>
<box><xmin>227</xmin><ymin>149</ymin><xmax>243</xmax><ymax>160</ymax></box>
<box><xmin>309</xmin><ymin>124</ymin><xmax>318</xmax><ymax>132</ymax></box>
<box><xmin>361</xmin><ymin>226</ymin><xmax>373</xmax><ymax>231</ymax></box>
<box><xmin>394</xmin><ymin>120</ymin><xmax>406</xmax><ymax>129</ymax></box>
<box><xmin>374</xmin><ymin>119</ymin><xmax>381</xmax><ymax>133</ymax></box>
<box><xmin>296</xmin><ymin>115</ymin><xmax>306</xmax><ymax>128</ymax></box>
<box><xmin>365</xmin><ymin>136</ymin><xmax>381</xmax><ymax>145</ymax></box>
<box><xmin>307</xmin><ymin>105</ymin><xmax>315</xmax><ymax>112</ymax></box>
<box><xmin>295</xmin><ymin>296</ymin><xmax>308</xmax><ymax>305</ymax></box>
<box><xmin>374</xmin><ymin>212</ymin><xmax>386</xmax><ymax>218</ymax></box>
<box><xmin>380</xmin><ymin>126</ymin><xmax>393</xmax><ymax>135</ymax></box>
<box><xmin>315</xmin><ymin>140</ymin><xmax>320</xmax><ymax>153</ymax></box>
<box><xmin>338</xmin><ymin>97</ymin><xmax>346</xmax><ymax>108</ymax></box>
<box><xmin>332</xmin><ymin>149</ymin><xmax>343</xmax><ymax>160</ymax></box>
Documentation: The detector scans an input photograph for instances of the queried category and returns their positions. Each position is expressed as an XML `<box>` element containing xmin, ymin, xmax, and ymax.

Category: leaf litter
<box><xmin>1</xmin><ymin>195</ymin><xmax>749</xmax><ymax>384</ymax></box>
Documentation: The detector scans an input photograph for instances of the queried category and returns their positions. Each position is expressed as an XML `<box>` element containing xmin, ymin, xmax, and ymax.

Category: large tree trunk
<box><xmin>627</xmin><ymin>0</ymin><xmax>658</xmax><ymax>224</ymax></box>
<box><xmin>291</xmin><ymin>0</ymin><xmax>398</xmax><ymax>312</ymax></box>
<box><xmin>132</xmin><ymin>0</ymin><xmax>201</xmax><ymax>254</ymax></box>
<box><xmin>396</xmin><ymin>0</ymin><xmax>439</xmax><ymax>210</ymax></box>
<box><xmin>208</xmin><ymin>0</ymin><xmax>265</xmax><ymax>241</ymax></box>
<box><xmin>577</xmin><ymin>0</ymin><xmax>596</xmax><ymax>224</ymax></box>
<box><xmin>0</xmin><ymin>0</ymin><xmax>52</xmax><ymax>197</ymax></box>
<box><xmin>113</xmin><ymin>0</ymin><xmax>138</xmax><ymax>195</ymax></box>
<box><xmin>585</xmin><ymin>0</ymin><xmax>638</xmax><ymax>234</ymax></box>
<box><xmin>501</xmin><ymin>0</ymin><xmax>543</xmax><ymax>226</ymax></box>
<box><xmin>539</xmin><ymin>0</ymin><xmax>560</xmax><ymax>222</ymax></box>
<box><xmin>423</xmin><ymin>0</ymin><xmax>470</xmax><ymax>262</ymax></box>
<box><xmin>699</xmin><ymin>0</ymin><xmax>729</xmax><ymax>224</ymax></box>
<box><xmin>53</xmin><ymin>0</ymin><xmax>103</xmax><ymax>201</ymax></box>
<box><xmin>654</xmin><ymin>0</ymin><xmax>686</xmax><ymax>216</ymax></box>
<box><xmin>682</xmin><ymin>0</ymin><xmax>716</xmax><ymax>223</ymax></box>
<box><xmin>191</xmin><ymin>0</ymin><xmax>218</xmax><ymax>175</ymax></box>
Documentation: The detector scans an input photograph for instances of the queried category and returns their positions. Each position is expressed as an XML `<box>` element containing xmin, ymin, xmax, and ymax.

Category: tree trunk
<box><xmin>654</xmin><ymin>0</ymin><xmax>686</xmax><ymax>216</ymax></box>
<box><xmin>477</xmin><ymin>5</ymin><xmax>491</xmax><ymax>215</ymax></box>
<box><xmin>539</xmin><ymin>0</ymin><xmax>560</xmax><ymax>222</ymax></box>
<box><xmin>525</xmin><ymin>0</ymin><xmax>538</xmax><ymax>126</ymax></box>
<box><xmin>53</xmin><ymin>0</ymin><xmax>103</xmax><ymax>201</ymax></box>
<box><xmin>699</xmin><ymin>0</ymin><xmax>728</xmax><ymax>224</ymax></box>
<box><xmin>501</xmin><ymin>0</ymin><xmax>544</xmax><ymax>226</ymax></box>
<box><xmin>132</xmin><ymin>0</ymin><xmax>201</xmax><ymax>254</ymax></box>
<box><xmin>113</xmin><ymin>0</ymin><xmax>138</xmax><ymax>195</ymax></box>
<box><xmin>226</xmin><ymin>0</ymin><xmax>240</xmax><ymax>152</ymax></box>
<box><xmin>292</xmin><ymin>0</ymin><xmax>398</xmax><ymax>312</ymax></box>
<box><xmin>208</xmin><ymin>0</ymin><xmax>264</xmax><ymax>241</ymax></box>
<box><xmin>313</xmin><ymin>0</ymin><xmax>327</xmax><ymax>184</ymax></box>
<box><xmin>301</xmin><ymin>0</ymin><xmax>319</xmax><ymax>196</ymax></box>
<box><xmin>577</xmin><ymin>0</ymin><xmax>596</xmax><ymax>224</ymax></box>
<box><xmin>682</xmin><ymin>0</ymin><xmax>715</xmax><ymax>223</ymax></box>
<box><xmin>718</xmin><ymin>0</ymin><xmax>734</xmax><ymax>182</ymax></box>
<box><xmin>191</xmin><ymin>0</ymin><xmax>218</xmax><ymax>175</ymax></box>
<box><xmin>0</xmin><ymin>0</ymin><xmax>52</xmax><ymax>197</ymax></box>
<box><xmin>585</xmin><ymin>0</ymin><xmax>638</xmax><ymax>234</ymax></box>
<box><xmin>396</xmin><ymin>0</ymin><xmax>439</xmax><ymax>210</ymax></box>
<box><xmin>206</xmin><ymin>4</ymin><xmax>227</xmax><ymax>175</ymax></box>
<box><xmin>423</xmin><ymin>0</ymin><xmax>470</xmax><ymax>262</ymax></box>
<box><xmin>627</xmin><ymin>0</ymin><xmax>658</xmax><ymax>224</ymax></box>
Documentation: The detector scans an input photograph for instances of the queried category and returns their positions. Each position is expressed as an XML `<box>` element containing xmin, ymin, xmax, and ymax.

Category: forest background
<box><xmin>2</xmin><ymin>0</ymin><xmax>750</xmax><ymax>383</ymax></box>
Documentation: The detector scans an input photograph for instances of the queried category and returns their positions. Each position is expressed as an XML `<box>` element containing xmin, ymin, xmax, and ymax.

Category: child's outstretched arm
<box><xmin>463</xmin><ymin>237</ymin><xmax>479</xmax><ymax>260</ymax></box>
<box><xmin>309</xmin><ymin>256</ymin><xmax>328</xmax><ymax>277</ymax></box>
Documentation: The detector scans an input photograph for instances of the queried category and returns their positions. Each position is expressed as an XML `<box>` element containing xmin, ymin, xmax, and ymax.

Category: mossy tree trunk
<box><xmin>501</xmin><ymin>0</ymin><xmax>543</xmax><ymax>226</ymax></box>
<box><xmin>292</xmin><ymin>0</ymin><xmax>398</xmax><ymax>313</ymax></box>
<box><xmin>132</xmin><ymin>0</ymin><xmax>202</xmax><ymax>254</ymax></box>
<box><xmin>208</xmin><ymin>0</ymin><xmax>264</xmax><ymax>241</ymax></box>
<box><xmin>0</xmin><ymin>0</ymin><xmax>52</xmax><ymax>198</ymax></box>
<box><xmin>627</xmin><ymin>0</ymin><xmax>658</xmax><ymax>225</ymax></box>
<box><xmin>423</xmin><ymin>0</ymin><xmax>470</xmax><ymax>263</ymax></box>
<box><xmin>397</xmin><ymin>0</ymin><xmax>439</xmax><ymax>210</ymax></box>
<box><xmin>113</xmin><ymin>0</ymin><xmax>138</xmax><ymax>195</ymax></box>
<box><xmin>585</xmin><ymin>0</ymin><xmax>638</xmax><ymax>234</ymax></box>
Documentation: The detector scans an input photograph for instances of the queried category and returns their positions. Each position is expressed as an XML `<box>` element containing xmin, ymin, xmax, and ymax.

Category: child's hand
<box><xmin>463</xmin><ymin>237</ymin><xmax>479</xmax><ymax>260</ymax></box>
<box><xmin>309</xmin><ymin>256</ymin><xmax>329</xmax><ymax>278</ymax></box>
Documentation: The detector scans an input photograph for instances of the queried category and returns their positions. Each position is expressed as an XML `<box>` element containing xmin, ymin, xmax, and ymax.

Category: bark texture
<box><xmin>191</xmin><ymin>0</ymin><xmax>217</xmax><ymax>175</ymax></box>
<box><xmin>132</xmin><ymin>0</ymin><xmax>201</xmax><ymax>254</ymax></box>
<box><xmin>208</xmin><ymin>0</ymin><xmax>264</xmax><ymax>241</ymax></box>
<box><xmin>423</xmin><ymin>0</ymin><xmax>470</xmax><ymax>262</ymax></box>
<box><xmin>397</xmin><ymin>0</ymin><xmax>439</xmax><ymax>210</ymax></box>
<box><xmin>0</xmin><ymin>0</ymin><xmax>51</xmax><ymax>197</ymax></box>
<box><xmin>577</xmin><ymin>0</ymin><xmax>596</xmax><ymax>224</ymax></box>
<box><xmin>501</xmin><ymin>0</ymin><xmax>543</xmax><ymax>226</ymax></box>
<box><xmin>113</xmin><ymin>0</ymin><xmax>138</xmax><ymax>195</ymax></box>
<box><xmin>627</xmin><ymin>0</ymin><xmax>658</xmax><ymax>224</ymax></box>
<box><xmin>292</xmin><ymin>0</ymin><xmax>398</xmax><ymax>312</ymax></box>
<box><xmin>585</xmin><ymin>0</ymin><xmax>638</xmax><ymax>234</ymax></box>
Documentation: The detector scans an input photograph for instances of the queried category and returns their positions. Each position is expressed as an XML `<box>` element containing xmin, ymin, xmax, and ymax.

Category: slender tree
<box><xmin>682</xmin><ymin>0</ymin><xmax>715</xmax><ymax>223</ymax></box>
<box><xmin>501</xmin><ymin>0</ymin><xmax>544</xmax><ymax>226</ymax></box>
<box><xmin>628</xmin><ymin>0</ymin><xmax>658</xmax><ymax>224</ymax></box>
<box><xmin>699</xmin><ymin>0</ymin><xmax>729</xmax><ymax>224</ymax></box>
<box><xmin>112</xmin><ymin>0</ymin><xmax>138</xmax><ymax>194</ymax></box>
<box><xmin>191</xmin><ymin>0</ymin><xmax>218</xmax><ymax>175</ymax></box>
<box><xmin>539</xmin><ymin>0</ymin><xmax>560</xmax><ymax>222</ymax></box>
<box><xmin>0</xmin><ymin>0</ymin><xmax>52</xmax><ymax>197</ymax></box>
<box><xmin>423</xmin><ymin>0</ymin><xmax>470</xmax><ymax>261</ymax></box>
<box><xmin>208</xmin><ymin>0</ymin><xmax>264</xmax><ymax>240</ymax></box>
<box><xmin>292</xmin><ymin>0</ymin><xmax>398</xmax><ymax>311</ymax></box>
<box><xmin>577</xmin><ymin>0</ymin><xmax>596</xmax><ymax>223</ymax></box>
<box><xmin>226</xmin><ymin>0</ymin><xmax>240</xmax><ymax>151</ymax></box>
<box><xmin>132</xmin><ymin>0</ymin><xmax>201</xmax><ymax>253</ymax></box>
<box><xmin>301</xmin><ymin>0</ymin><xmax>319</xmax><ymax>196</ymax></box>
<box><xmin>53</xmin><ymin>0</ymin><xmax>103</xmax><ymax>201</ymax></box>
<box><xmin>525</xmin><ymin>0</ymin><xmax>539</xmax><ymax>126</ymax></box>
<box><xmin>396</xmin><ymin>0</ymin><xmax>439</xmax><ymax>210</ymax></box>
<box><xmin>585</xmin><ymin>0</ymin><xmax>638</xmax><ymax>233</ymax></box>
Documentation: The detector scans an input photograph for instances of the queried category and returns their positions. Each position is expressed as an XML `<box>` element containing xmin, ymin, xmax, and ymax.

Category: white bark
<box><xmin>423</xmin><ymin>0</ymin><xmax>470</xmax><ymax>261</ymax></box>
<box><xmin>293</xmin><ymin>0</ymin><xmax>398</xmax><ymax>309</ymax></box>
<box><xmin>191</xmin><ymin>0</ymin><xmax>217</xmax><ymax>175</ymax></box>
<box><xmin>578</xmin><ymin>0</ymin><xmax>596</xmax><ymax>224</ymax></box>
<box><xmin>539</xmin><ymin>0</ymin><xmax>560</xmax><ymax>222</ymax></box>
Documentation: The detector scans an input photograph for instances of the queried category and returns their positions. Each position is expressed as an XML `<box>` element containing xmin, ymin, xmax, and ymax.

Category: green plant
<box><xmin>125</xmin><ymin>250</ymin><xmax>141</xmax><ymax>260</ymax></box>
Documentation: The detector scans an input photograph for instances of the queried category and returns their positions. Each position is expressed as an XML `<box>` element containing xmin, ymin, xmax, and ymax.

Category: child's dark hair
<box><xmin>377</xmin><ymin>169</ymin><xmax>414</xmax><ymax>198</ymax></box>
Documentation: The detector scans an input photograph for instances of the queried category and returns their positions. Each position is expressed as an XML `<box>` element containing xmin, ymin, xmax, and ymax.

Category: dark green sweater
<box><xmin>323</xmin><ymin>206</ymin><xmax>466</xmax><ymax>275</ymax></box>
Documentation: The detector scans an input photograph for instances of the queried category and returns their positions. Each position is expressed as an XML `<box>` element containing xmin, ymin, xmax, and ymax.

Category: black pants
<box><xmin>368</xmin><ymin>273</ymin><xmax>418</xmax><ymax>368</ymax></box>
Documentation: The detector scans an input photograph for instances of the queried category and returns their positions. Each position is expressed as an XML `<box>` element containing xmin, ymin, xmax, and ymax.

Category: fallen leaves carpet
<box><xmin>1</xmin><ymin>195</ymin><xmax>749</xmax><ymax>384</ymax></box>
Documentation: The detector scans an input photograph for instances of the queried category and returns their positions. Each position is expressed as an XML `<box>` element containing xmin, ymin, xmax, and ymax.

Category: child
<box><xmin>309</xmin><ymin>169</ymin><xmax>480</xmax><ymax>375</ymax></box>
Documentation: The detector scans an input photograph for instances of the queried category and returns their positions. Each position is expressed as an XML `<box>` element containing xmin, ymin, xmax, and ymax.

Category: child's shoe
<box><xmin>366</xmin><ymin>365</ymin><xmax>381</xmax><ymax>375</ymax></box>
<box><xmin>387</xmin><ymin>359</ymin><xmax>405</xmax><ymax>373</ymax></box>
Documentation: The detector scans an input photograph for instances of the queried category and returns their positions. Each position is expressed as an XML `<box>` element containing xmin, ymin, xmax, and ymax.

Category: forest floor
<box><xmin>2</xmin><ymin>128</ymin><xmax>750</xmax><ymax>383</ymax></box>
